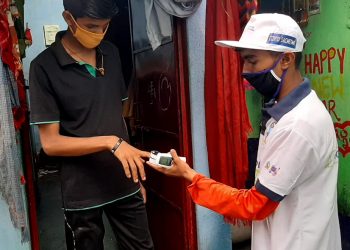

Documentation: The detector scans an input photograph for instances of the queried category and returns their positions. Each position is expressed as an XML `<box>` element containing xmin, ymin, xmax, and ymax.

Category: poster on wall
<box><xmin>309</xmin><ymin>0</ymin><xmax>320</xmax><ymax>15</ymax></box>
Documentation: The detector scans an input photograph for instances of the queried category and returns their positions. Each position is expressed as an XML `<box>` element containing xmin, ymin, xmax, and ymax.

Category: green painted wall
<box><xmin>302</xmin><ymin>0</ymin><xmax>350</xmax><ymax>215</ymax></box>
<box><xmin>246</xmin><ymin>88</ymin><xmax>262</xmax><ymax>139</ymax></box>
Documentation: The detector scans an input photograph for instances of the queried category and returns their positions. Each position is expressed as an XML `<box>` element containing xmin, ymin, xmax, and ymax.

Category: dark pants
<box><xmin>64</xmin><ymin>191</ymin><xmax>154</xmax><ymax>250</ymax></box>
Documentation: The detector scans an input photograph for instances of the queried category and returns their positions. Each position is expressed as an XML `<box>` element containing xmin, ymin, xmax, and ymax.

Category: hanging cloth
<box><xmin>144</xmin><ymin>0</ymin><xmax>202</xmax><ymax>50</ymax></box>
<box><xmin>204</xmin><ymin>0</ymin><xmax>252</xmax><ymax>188</ymax></box>
<box><xmin>0</xmin><ymin>4</ymin><xmax>27</xmax><ymax>130</ymax></box>
<box><xmin>10</xmin><ymin>2</ymin><xmax>26</xmax><ymax>58</ymax></box>
<box><xmin>154</xmin><ymin>0</ymin><xmax>202</xmax><ymax>18</ymax></box>
<box><xmin>0</xmin><ymin>61</ymin><xmax>30</xmax><ymax>243</ymax></box>
<box><xmin>24</xmin><ymin>23</ymin><xmax>32</xmax><ymax>46</ymax></box>
<box><xmin>239</xmin><ymin>0</ymin><xmax>258</xmax><ymax>27</ymax></box>
<box><xmin>0</xmin><ymin>7</ymin><xmax>16</xmax><ymax>73</ymax></box>
<box><xmin>0</xmin><ymin>0</ymin><xmax>32</xmax><ymax>245</ymax></box>
<box><xmin>144</xmin><ymin>0</ymin><xmax>173</xmax><ymax>50</ymax></box>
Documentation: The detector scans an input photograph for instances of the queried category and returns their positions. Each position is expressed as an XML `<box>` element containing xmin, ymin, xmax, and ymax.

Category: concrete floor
<box><xmin>37</xmin><ymin>171</ymin><xmax>118</xmax><ymax>250</ymax></box>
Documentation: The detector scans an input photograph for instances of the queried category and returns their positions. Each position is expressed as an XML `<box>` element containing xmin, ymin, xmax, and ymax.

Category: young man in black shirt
<box><xmin>29</xmin><ymin>1</ymin><xmax>153</xmax><ymax>249</ymax></box>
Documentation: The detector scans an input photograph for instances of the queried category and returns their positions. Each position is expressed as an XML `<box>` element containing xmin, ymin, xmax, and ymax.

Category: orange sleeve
<box><xmin>187</xmin><ymin>174</ymin><xmax>279</xmax><ymax>221</ymax></box>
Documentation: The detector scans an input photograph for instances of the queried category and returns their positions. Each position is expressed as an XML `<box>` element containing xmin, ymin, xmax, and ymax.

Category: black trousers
<box><xmin>64</xmin><ymin>191</ymin><xmax>154</xmax><ymax>250</ymax></box>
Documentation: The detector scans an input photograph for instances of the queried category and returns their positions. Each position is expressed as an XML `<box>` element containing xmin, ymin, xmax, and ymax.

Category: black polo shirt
<box><xmin>29</xmin><ymin>31</ymin><xmax>139</xmax><ymax>210</ymax></box>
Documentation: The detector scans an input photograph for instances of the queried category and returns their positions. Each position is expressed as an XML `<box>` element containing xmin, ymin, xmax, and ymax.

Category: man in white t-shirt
<box><xmin>147</xmin><ymin>13</ymin><xmax>342</xmax><ymax>250</ymax></box>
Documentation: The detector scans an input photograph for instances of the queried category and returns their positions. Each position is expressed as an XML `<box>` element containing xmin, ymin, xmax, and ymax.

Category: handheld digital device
<box><xmin>149</xmin><ymin>150</ymin><xmax>186</xmax><ymax>169</ymax></box>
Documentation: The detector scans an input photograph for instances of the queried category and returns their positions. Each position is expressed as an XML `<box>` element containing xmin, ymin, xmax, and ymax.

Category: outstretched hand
<box><xmin>112</xmin><ymin>140</ymin><xmax>150</xmax><ymax>183</ymax></box>
<box><xmin>146</xmin><ymin>149</ymin><xmax>197</xmax><ymax>182</ymax></box>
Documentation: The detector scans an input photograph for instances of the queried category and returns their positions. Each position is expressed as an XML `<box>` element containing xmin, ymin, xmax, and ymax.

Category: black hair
<box><xmin>63</xmin><ymin>0</ymin><xmax>119</xmax><ymax>19</ymax></box>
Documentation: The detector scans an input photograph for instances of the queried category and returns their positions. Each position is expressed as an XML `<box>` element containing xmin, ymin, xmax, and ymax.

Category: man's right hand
<box><xmin>146</xmin><ymin>149</ymin><xmax>197</xmax><ymax>182</ymax></box>
<box><xmin>111</xmin><ymin>138</ymin><xmax>150</xmax><ymax>183</ymax></box>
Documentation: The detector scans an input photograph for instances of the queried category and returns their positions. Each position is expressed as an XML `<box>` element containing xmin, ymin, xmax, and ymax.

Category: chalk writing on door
<box><xmin>158</xmin><ymin>74</ymin><xmax>172</xmax><ymax>111</ymax></box>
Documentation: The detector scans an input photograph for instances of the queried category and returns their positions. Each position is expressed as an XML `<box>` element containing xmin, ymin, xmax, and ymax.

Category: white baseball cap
<box><xmin>215</xmin><ymin>13</ymin><xmax>306</xmax><ymax>52</ymax></box>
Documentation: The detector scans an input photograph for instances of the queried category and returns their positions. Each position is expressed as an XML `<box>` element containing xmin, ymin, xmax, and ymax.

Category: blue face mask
<box><xmin>242</xmin><ymin>55</ymin><xmax>287</xmax><ymax>102</ymax></box>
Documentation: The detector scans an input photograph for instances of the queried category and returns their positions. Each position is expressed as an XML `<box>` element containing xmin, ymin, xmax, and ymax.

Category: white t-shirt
<box><xmin>252</xmin><ymin>80</ymin><xmax>341</xmax><ymax>250</ymax></box>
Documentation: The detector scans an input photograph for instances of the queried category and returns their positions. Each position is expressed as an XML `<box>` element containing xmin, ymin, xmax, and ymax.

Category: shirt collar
<box><xmin>264</xmin><ymin>78</ymin><xmax>312</xmax><ymax>121</ymax></box>
<box><xmin>51</xmin><ymin>31</ymin><xmax>108</xmax><ymax>67</ymax></box>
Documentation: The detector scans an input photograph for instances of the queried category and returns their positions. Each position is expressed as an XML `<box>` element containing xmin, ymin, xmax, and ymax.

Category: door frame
<box><xmin>174</xmin><ymin>18</ymin><xmax>198</xmax><ymax>250</ymax></box>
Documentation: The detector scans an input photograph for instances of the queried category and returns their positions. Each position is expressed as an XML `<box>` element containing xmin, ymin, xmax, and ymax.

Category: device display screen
<box><xmin>159</xmin><ymin>156</ymin><xmax>173</xmax><ymax>166</ymax></box>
